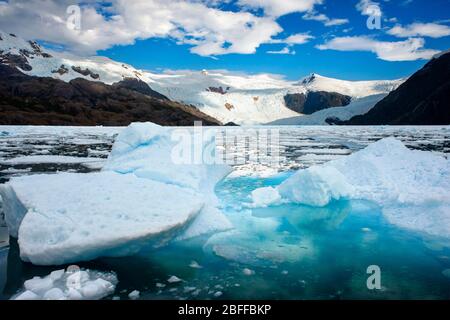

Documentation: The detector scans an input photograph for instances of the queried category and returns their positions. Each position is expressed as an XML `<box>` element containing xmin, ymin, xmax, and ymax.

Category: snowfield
<box><xmin>0</xmin><ymin>31</ymin><xmax>403</xmax><ymax>125</ymax></box>
<box><xmin>252</xmin><ymin>138</ymin><xmax>450</xmax><ymax>238</ymax></box>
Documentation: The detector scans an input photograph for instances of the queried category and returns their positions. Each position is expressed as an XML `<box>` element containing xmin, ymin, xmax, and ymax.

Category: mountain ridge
<box><xmin>0</xmin><ymin>31</ymin><xmax>403</xmax><ymax>126</ymax></box>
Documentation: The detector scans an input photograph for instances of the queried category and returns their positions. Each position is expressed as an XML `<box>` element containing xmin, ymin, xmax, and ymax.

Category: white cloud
<box><xmin>281</xmin><ymin>33</ymin><xmax>315</xmax><ymax>45</ymax></box>
<box><xmin>317</xmin><ymin>36</ymin><xmax>439</xmax><ymax>61</ymax></box>
<box><xmin>267</xmin><ymin>46</ymin><xmax>296</xmax><ymax>55</ymax></box>
<box><xmin>0</xmin><ymin>0</ymin><xmax>283</xmax><ymax>56</ymax></box>
<box><xmin>237</xmin><ymin>0</ymin><xmax>322</xmax><ymax>17</ymax></box>
<box><xmin>388</xmin><ymin>23</ymin><xmax>450</xmax><ymax>38</ymax></box>
<box><xmin>356</xmin><ymin>0</ymin><xmax>382</xmax><ymax>17</ymax></box>
<box><xmin>302</xmin><ymin>11</ymin><xmax>349</xmax><ymax>26</ymax></box>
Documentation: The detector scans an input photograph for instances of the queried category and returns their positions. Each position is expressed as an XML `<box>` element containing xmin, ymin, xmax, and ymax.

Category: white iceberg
<box><xmin>12</xmin><ymin>266</ymin><xmax>117</xmax><ymax>300</ymax></box>
<box><xmin>103</xmin><ymin>122</ymin><xmax>233</xmax><ymax>239</ymax></box>
<box><xmin>252</xmin><ymin>138</ymin><xmax>450</xmax><ymax>238</ymax></box>
<box><xmin>1</xmin><ymin>172</ymin><xmax>204</xmax><ymax>265</ymax></box>
<box><xmin>0</xmin><ymin>122</ymin><xmax>232</xmax><ymax>265</ymax></box>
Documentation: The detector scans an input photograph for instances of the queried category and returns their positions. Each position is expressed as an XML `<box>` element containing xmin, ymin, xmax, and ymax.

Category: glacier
<box><xmin>252</xmin><ymin>138</ymin><xmax>450</xmax><ymax>238</ymax></box>
<box><xmin>0</xmin><ymin>122</ymin><xmax>232</xmax><ymax>265</ymax></box>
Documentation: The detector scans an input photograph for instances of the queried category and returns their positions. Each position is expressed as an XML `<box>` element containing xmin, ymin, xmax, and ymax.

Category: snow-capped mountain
<box><xmin>0</xmin><ymin>31</ymin><xmax>404</xmax><ymax>125</ymax></box>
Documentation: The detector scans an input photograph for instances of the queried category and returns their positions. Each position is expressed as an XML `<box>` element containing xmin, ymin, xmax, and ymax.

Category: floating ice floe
<box><xmin>0</xmin><ymin>122</ymin><xmax>232</xmax><ymax>265</ymax></box>
<box><xmin>1</xmin><ymin>172</ymin><xmax>203</xmax><ymax>265</ymax></box>
<box><xmin>12</xmin><ymin>266</ymin><xmax>117</xmax><ymax>300</ymax></box>
<box><xmin>252</xmin><ymin>138</ymin><xmax>450</xmax><ymax>238</ymax></box>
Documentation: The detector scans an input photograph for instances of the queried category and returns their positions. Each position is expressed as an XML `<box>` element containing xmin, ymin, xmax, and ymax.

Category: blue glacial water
<box><xmin>1</xmin><ymin>126</ymin><xmax>450</xmax><ymax>300</ymax></box>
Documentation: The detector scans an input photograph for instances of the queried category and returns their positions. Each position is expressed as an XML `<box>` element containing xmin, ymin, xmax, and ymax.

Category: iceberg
<box><xmin>252</xmin><ymin>138</ymin><xmax>450</xmax><ymax>238</ymax></box>
<box><xmin>0</xmin><ymin>122</ymin><xmax>232</xmax><ymax>265</ymax></box>
<box><xmin>103</xmin><ymin>122</ymin><xmax>233</xmax><ymax>239</ymax></box>
<box><xmin>12</xmin><ymin>266</ymin><xmax>117</xmax><ymax>300</ymax></box>
<box><xmin>1</xmin><ymin>172</ymin><xmax>204</xmax><ymax>265</ymax></box>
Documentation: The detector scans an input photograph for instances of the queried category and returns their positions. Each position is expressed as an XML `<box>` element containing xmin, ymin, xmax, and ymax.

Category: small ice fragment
<box><xmin>168</xmin><ymin>275</ymin><xmax>183</xmax><ymax>283</ymax></box>
<box><xmin>128</xmin><ymin>290</ymin><xmax>140</xmax><ymax>300</ymax></box>
<box><xmin>49</xmin><ymin>269</ymin><xmax>65</xmax><ymax>281</ymax></box>
<box><xmin>251</xmin><ymin>187</ymin><xmax>281</xmax><ymax>207</ymax></box>
<box><xmin>66</xmin><ymin>271</ymin><xmax>89</xmax><ymax>288</ymax></box>
<box><xmin>24</xmin><ymin>277</ymin><xmax>54</xmax><ymax>295</ymax></box>
<box><xmin>112</xmin><ymin>296</ymin><xmax>120</xmax><ymax>300</ymax></box>
<box><xmin>214</xmin><ymin>291</ymin><xmax>223</xmax><ymax>298</ymax></box>
<box><xmin>14</xmin><ymin>290</ymin><xmax>39</xmax><ymax>300</ymax></box>
<box><xmin>80</xmin><ymin>278</ymin><xmax>114</xmax><ymax>299</ymax></box>
<box><xmin>184</xmin><ymin>286</ymin><xmax>196</xmax><ymax>293</ymax></box>
<box><xmin>43</xmin><ymin>288</ymin><xmax>65</xmax><ymax>300</ymax></box>
<box><xmin>242</xmin><ymin>268</ymin><xmax>255</xmax><ymax>276</ymax></box>
<box><xmin>362</xmin><ymin>228</ymin><xmax>371</xmax><ymax>232</ymax></box>
<box><xmin>66</xmin><ymin>288</ymin><xmax>83</xmax><ymax>300</ymax></box>
<box><xmin>281</xmin><ymin>270</ymin><xmax>289</xmax><ymax>275</ymax></box>
<box><xmin>156</xmin><ymin>283</ymin><xmax>166</xmax><ymax>288</ymax></box>
<box><xmin>189</xmin><ymin>261</ymin><xmax>203</xmax><ymax>269</ymax></box>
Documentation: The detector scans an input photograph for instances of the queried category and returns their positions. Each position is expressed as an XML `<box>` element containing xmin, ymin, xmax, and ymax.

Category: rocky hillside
<box><xmin>284</xmin><ymin>91</ymin><xmax>351</xmax><ymax>114</ymax></box>
<box><xmin>344</xmin><ymin>51</ymin><xmax>450</xmax><ymax>125</ymax></box>
<box><xmin>0</xmin><ymin>65</ymin><xmax>221</xmax><ymax>126</ymax></box>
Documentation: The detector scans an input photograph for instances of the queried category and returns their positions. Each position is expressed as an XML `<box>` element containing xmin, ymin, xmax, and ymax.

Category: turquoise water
<box><xmin>2</xmin><ymin>172</ymin><xmax>449</xmax><ymax>300</ymax></box>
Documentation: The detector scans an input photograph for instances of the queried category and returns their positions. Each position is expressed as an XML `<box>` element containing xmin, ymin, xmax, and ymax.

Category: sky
<box><xmin>0</xmin><ymin>0</ymin><xmax>449</xmax><ymax>80</ymax></box>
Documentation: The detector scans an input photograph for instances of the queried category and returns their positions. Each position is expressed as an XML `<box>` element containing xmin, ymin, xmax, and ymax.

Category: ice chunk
<box><xmin>103</xmin><ymin>122</ymin><xmax>233</xmax><ymax>239</ymax></box>
<box><xmin>128</xmin><ymin>290</ymin><xmax>140</xmax><ymax>300</ymax></box>
<box><xmin>242</xmin><ymin>268</ymin><xmax>255</xmax><ymax>276</ymax></box>
<box><xmin>253</xmin><ymin>138</ymin><xmax>450</xmax><ymax>238</ymax></box>
<box><xmin>14</xmin><ymin>290</ymin><xmax>39</xmax><ymax>300</ymax></box>
<box><xmin>1</xmin><ymin>172</ymin><xmax>204</xmax><ymax>265</ymax></box>
<box><xmin>12</xmin><ymin>266</ymin><xmax>117</xmax><ymax>300</ymax></box>
<box><xmin>104</xmin><ymin>122</ymin><xmax>231</xmax><ymax>192</ymax></box>
<box><xmin>250</xmin><ymin>187</ymin><xmax>282</xmax><ymax>207</ymax></box>
<box><xmin>43</xmin><ymin>288</ymin><xmax>66</xmax><ymax>300</ymax></box>
<box><xmin>24</xmin><ymin>277</ymin><xmax>54</xmax><ymax>295</ymax></box>
<box><xmin>278</xmin><ymin>166</ymin><xmax>354</xmax><ymax>207</ymax></box>
<box><xmin>80</xmin><ymin>279</ymin><xmax>115</xmax><ymax>299</ymax></box>
<box><xmin>167</xmin><ymin>276</ymin><xmax>183</xmax><ymax>283</ymax></box>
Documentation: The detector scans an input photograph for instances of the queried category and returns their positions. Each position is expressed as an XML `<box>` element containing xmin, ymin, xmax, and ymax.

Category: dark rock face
<box><xmin>113</xmin><ymin>78</ymin><xmax>169</xmax><ymax>100</ymax></box>
<box><xmin>51</xmin><ymin>64</ymin><xmax>69</xmax><ymax>75</ymax></box>
<box><xmin>0</xmin><ymin>64</ymin><xmax>221</xmax><ymax>126</ymax></box>
<box><xmin>284</xmin><ymin>93</ymin><xmax>306</xmax><ymax>113</ymax></box>
<box><xmin>71</xmin><ymin>66</ymin><xmax>100</xmax><ymax>80</ymax></box>
<box><xmin>224</xmin><ymin>122</ymin><xmax>239</xmax><ymax>126</ymax></box>
<box><xmin>345</xmin><ymin>52</ymin><xmax>450</xmax><ymax>125</ymax></box>
<box><xmin>0</xmin><ymin>52</ymin><xmax>32</xmax><ymax>71</ymax></box>
<box><xmin>325</xmin><ymin>117</ymin><xmax>342</xmax><ymax>125</ymax></box>
<box><xmin>208</xmin><ymin>86</ymin><xmax>229</xmax><ymax>95</ymax></box>
<box><xmin>284</xmin><ymin>91</ymin><xmax>351</xmax><ymax>114</ymax></box>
